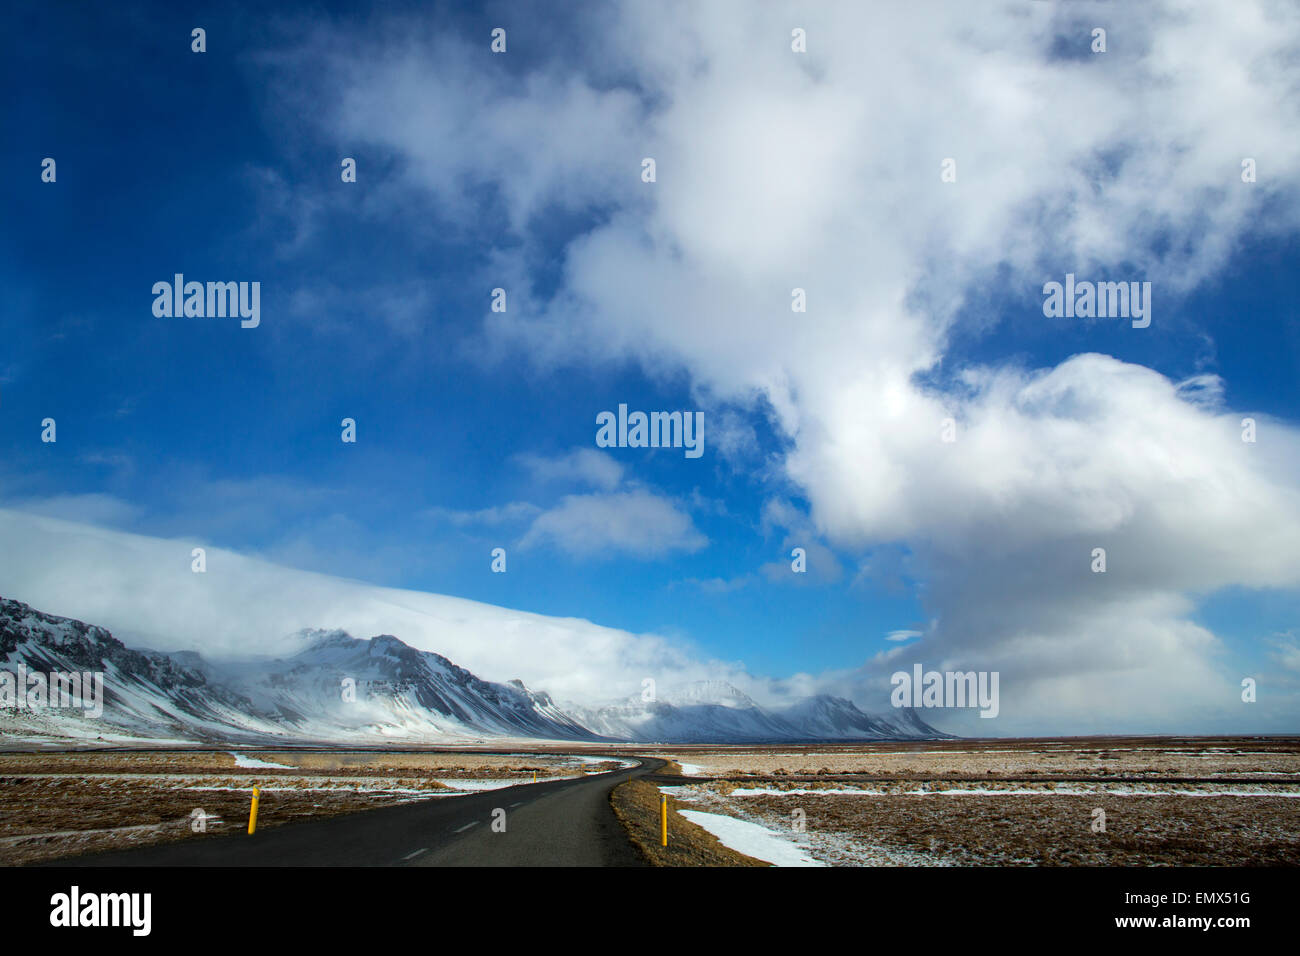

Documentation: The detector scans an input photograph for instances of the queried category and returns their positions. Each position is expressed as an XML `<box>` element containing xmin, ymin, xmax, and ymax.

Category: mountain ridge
<box><xmin>0</xmin><ymin>596</ymin><xmax>950</xmax><ymax>745</ymax></box>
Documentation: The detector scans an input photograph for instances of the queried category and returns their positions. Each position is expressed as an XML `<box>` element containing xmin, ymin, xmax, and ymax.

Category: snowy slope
<box><xmin>1</xmin><ymin>597</ymin><xmax>948</xmax><ymax>745</ymax></box>
<box><xmin>772</xmin><ymin>694</ymin><xmax>948</xmax><ymax>739</ymax></box>
<box><xmin>0</xmin><ymin>596</ymin><xmax>286</xmax><ymax>744</ymax></box>
<box><xmin>566</xmin><ymin>681</ymin><xmax>948</xmax><ymax>743</ymax></box>
<box><xmin>203</xmin><ymin>629</ymin><xmax>596</xmax><ymax>741</ymax></box>
<box><xmin>0</xmin><ymin>597</ymin><xmax>597</xmax><ymax>745</ymax></box>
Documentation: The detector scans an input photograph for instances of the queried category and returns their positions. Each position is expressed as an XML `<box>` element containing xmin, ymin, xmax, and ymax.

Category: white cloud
<box><xmin>0</xmin><ymin>509</ymin><xmax>723</xmax><ymax>705</ymax></box>
<box><xmin>261</xmin><ymin>1</ymin><xmax>1300</xmax><ymax>731</ymax></box>
<box><xmin>709</xmin><ymin>407</ymin><xmax>763</xmax><ymax>466</ymax></box>
<box><xmin>757</xmin><ymin>497</ymin><xmax>844</xmax><ymax>585</ymax></box>
<box><xmin>423</xmin><ymin>501</ymin><xmax>541</xmax><ymax>526</ymax></box>
<box><xmin>514</xmin><ymin>448</ymin><xmax>625</xmax><ymax>491</ymax></box>
<box><xmin>518</xmin><ymin>490</ymin><xmax>707</xmax><ymax>559</ymax></box>
<box><xmin>3</xmin><ymin>493</ymin><xmax>141</xmax><ymax>528</ymax></box>
<box><xmin>1270</xmin><ymin>633</ymin><xmax>1300</xmax><ymax>673</ymax></box>
<box><xmin>680</xmin><ymin>574</ymin><xmax>753</xmax><ymax>594</ymax></box>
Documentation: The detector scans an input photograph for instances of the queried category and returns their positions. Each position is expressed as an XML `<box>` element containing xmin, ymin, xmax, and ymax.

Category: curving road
<box><xmin>45</xmin><ymin>756</ymin><xmax>663</xmax><ymax>868</ymax></box>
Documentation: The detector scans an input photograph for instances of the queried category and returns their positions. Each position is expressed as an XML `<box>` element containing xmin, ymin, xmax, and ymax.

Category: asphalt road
<box><xmin>45</xmin><ymin>756</ymin><xmax>663</xmax><ymax>868</ymax></box>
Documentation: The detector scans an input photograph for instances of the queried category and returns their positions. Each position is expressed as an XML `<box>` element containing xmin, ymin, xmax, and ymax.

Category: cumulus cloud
<box><xmin>514</xmin><ymin>448</ymin><xmax>625</xmax><ymax>491</ymax></box>
<box><xmin>518</xmin><ymin>490</ymin><xmax>707</xmax><ymax>559</ymax></box>
<box><xmin>251</xmin><ymin>0</ymin><xmax>1300</xmax><ymax>731</ymax></box>
<box><xmin>423</xmin><ymin>450</ymin><xmax>701</xmax><ymax>562</ymax></box>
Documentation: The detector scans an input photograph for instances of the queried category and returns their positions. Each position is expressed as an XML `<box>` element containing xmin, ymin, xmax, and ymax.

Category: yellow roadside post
<box><xmin>533</xmin><ymin>770</ymin><xmax>537</xmax><ymax>783</ymax></box>
<box><xmin>248</xmin><ymin>786</ymin><xmax>261</xmax><ymax>835</ymax></box>
<box><xmin>661</xmin><ymin>794</ymin><xmax>668</xmax><ymax>846</ymax></box>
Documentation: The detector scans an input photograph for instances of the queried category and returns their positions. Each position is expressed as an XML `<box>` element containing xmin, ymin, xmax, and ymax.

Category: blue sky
<box><xmin>3</xmin><ymin>1</ymin><xmax>1299</xmax><ymax>733</ymax></box>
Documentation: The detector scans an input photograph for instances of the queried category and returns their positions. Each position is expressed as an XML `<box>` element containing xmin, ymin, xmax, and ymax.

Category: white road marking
<box><xmin>401</xmin><ymin>847</ymin><xmax>428</xmax><ymax>862</ymax></box>
<box><xmin>453</xmin><ymin>821</ymin><xmax>480</xmax><ymax>833</ymax></box>
<box><xmin>510</xmin><ymin>801</ymin><xmax>523</xmax><ymax>808</ymax></box>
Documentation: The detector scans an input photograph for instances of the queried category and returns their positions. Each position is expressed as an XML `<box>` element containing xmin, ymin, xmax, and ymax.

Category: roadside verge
<box><xmin>610</xmin><ymin>771</ymin><xmax>769</xmax><ymax>867</ymax></box>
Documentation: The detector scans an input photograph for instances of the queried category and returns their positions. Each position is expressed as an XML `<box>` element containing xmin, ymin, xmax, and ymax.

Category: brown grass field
<box><xmin>2</xmin><ymin>737</ymin><xmax>1296</xmax><ymax>867</ymax></box>
<box><xmin>642</xmin><ymin>736</ymin><xmax>1300</xmax><ymax>866</ymax></box>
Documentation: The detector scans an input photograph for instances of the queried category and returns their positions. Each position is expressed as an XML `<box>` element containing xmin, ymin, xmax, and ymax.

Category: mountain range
<box><xmin>0</xmin><ymin>596</ymin><xmax>947</xmax><ymax>745</ymax></box>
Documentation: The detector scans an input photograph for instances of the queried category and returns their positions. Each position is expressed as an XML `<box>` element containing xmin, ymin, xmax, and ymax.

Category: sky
<box><xmin>2</xmin><ymin>0</ymin><xmax>1299</xmax><ymax>736</ymax></box>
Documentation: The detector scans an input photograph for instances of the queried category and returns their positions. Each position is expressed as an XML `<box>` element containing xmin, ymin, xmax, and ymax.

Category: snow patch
<box><xmin>227</xmin><ymin>752</ymin><xmax>292</xmax><ymax>769</ymax></box>
<box><xmin>677</xmin><ymin>810</ymin><xmax>824</xmax><ymax>867</ymax></box>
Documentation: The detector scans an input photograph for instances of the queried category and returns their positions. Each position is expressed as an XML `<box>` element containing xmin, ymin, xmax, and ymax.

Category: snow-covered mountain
<box><xmin>568</xmin><ymin>682</ymin><xmax>799</xmax><ymax>743</ymax></box>
<box><xmin>200</xmin><ymin>628</ymin><xmax>595</xmax><ymax>741</ymax></box>
<box><xmin>0</xmin><ymin>597</ymin><xmax>947</xmax><ymax>745</ymax></box>
<box><xmin>0</xmin><ymin>596</ymin><xmax>286</xmax><ymax>744</ymax></box>
<box><xmin>0</xmin><ymin>598</ymin><xmax>596</xmax><ymax>745</ymax></box>
<box><xmin>774</xmin><ymin>692</ymin><xmax>944</xmax><ymax>739</ymax></box>
<box><xmin>566</xmin><ymin>680</ymin><xmax>949</xmax><ymax>743</ymax></box>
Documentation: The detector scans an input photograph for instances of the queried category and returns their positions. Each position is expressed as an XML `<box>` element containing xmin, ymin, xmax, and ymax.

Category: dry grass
<box><xmin>647</xmin><ymin>738</ymin><xmax>1300</xmax><ymax>866</ymax></box>
<box><xmin>651</xmin><ymin>736</ymin><xmax>1300</xmax><ymax>779</ymax></box>
<box><xmin>0</xmin><ymin>750</ymin><xmax>609</xmax><ymax>778</ymax></box>
<box><xmin>611</xmin><ymin>778</ymin><xmax>768</xmax><ymax>867</ymax></box>
<box><xmin>688</xmin><ymin>788</ymin><xmax>1300</xmax><ymax>866</ymax></box>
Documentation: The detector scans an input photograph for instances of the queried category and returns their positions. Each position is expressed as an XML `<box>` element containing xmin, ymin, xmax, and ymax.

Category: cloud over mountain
<box><xmin>255</xmin><ymin>1</ymin><xmax>1300</xmax><ymax>732</ymax></box>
